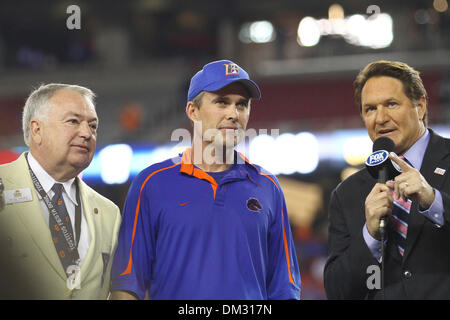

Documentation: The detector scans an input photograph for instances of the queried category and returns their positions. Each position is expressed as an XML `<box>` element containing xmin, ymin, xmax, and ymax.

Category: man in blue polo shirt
<box><xmin>111</xmin><ymin>60</ymin><xmax>301</xmax><ymax>300</ymax></box>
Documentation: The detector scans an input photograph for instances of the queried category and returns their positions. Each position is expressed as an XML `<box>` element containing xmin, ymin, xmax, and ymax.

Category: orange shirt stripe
<box><xmin>281</xmin><ymin>209</ymin><xmax>295</xmax><ymax>285</ymax></box>
<box><xmin>120</xmin><ymin>162</ymin><xmax>180</xmax><ymax>276</ymax></box>
<box><xmin>238</xmin><ymin>152</ymin><xmax>279</xmax><ymax>191</ymax></box>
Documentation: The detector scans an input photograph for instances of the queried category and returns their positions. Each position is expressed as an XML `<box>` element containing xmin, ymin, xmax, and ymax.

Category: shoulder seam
<box><xmin>138</xmin><ymin>161</ymin><xmax>181</xmax><ymax>186</ymax></box>
<box><xmin>120</xmin><ymin>161</ymin><xmax>180</xmax><ymax>276</ymax></box>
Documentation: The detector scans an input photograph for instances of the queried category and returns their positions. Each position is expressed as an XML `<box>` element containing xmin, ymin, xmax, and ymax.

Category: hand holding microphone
<box><xmin>364</xmin><ymin>137</ymin><xmax>401</xmax><ymax>240</ymax></box>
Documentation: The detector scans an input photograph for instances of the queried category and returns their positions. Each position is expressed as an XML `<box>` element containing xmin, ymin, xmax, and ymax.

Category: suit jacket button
<box><xmin>403</xmin><ymin>270</ymin><xmax>412</xmax><ymax>278</ymax></box>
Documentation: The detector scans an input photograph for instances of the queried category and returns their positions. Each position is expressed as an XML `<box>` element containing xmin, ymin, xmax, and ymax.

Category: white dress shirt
<box><xmin>27</xmin><ymin>152</ymin><xmax>91</xmax><ymax>266</ymax></box>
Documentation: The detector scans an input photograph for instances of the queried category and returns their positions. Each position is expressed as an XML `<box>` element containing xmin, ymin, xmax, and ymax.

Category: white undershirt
<box><xmin>27</xmin><ymin>152</ymin><xmax>91</xmax><ymax>266</ymax></box>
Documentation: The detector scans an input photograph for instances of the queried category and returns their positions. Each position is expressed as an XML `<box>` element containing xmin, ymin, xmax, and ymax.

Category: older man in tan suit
<box><xmin>0</xmin><ymin>84</ymin><xmax>121</xmax><ymax>299</ymax></box>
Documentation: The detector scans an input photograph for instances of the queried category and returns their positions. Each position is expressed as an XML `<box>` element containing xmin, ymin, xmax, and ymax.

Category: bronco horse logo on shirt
<box><xmin>246</xmin><ymin>197</ymin><xmax>263</xmax><ymax>213</ymax></box>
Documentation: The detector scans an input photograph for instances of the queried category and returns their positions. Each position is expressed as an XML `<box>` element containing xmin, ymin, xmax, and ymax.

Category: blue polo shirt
<box><xmin>111</xmin><ymin>149</ymin><xmax>301</xmax><ymax>300</ymax></box>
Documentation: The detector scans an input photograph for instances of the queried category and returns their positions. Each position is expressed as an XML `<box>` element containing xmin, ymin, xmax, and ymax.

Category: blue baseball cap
<box><xmin>187</xmin><ymin>60</ymin><xmax>261</xmax><ymax>102</ymax></box>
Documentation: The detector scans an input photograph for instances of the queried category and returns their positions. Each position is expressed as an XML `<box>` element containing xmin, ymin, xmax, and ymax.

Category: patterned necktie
<box><xmin>50</xmin><ymin>183</ymin><xmax>76</xmax><ymax>273</ymax></box>
<box><xmin>390</xmin><ymin>156</ymin><xmax>412</xmax><ymax>256</ymax></box>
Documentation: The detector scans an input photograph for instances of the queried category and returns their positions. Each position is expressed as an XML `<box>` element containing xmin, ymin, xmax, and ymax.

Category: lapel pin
<box><xmin>94</xmin><ymin>208</ymin><xmax>98</xmax><ymax>214</ymax></box>
<box><xmin>434</xmin><ymin>167</ymin><xmax>446</xmax><ymax>175</ymax></box>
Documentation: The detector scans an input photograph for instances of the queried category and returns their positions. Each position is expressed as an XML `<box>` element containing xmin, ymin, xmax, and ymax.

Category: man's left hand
<box><xmin>386</xmin><ymin>152</ymin><xmax>435</xmax><ymax>210</ymax></box>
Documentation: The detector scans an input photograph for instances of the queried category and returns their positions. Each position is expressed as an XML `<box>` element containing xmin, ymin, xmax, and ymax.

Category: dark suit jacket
<box><xmin>324</xmin><ymin>129</ymin><xmax>450</xmax><ymax>299</ymax></box>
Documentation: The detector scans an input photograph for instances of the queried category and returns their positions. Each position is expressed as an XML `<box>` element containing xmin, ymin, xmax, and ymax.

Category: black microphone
<box><xmin>365</xmin><ymin>137</ymin><xmax>401</xmax><ymax>235</ymax></box>
<box><xmin>365</xmin><ymin>137</ymin><xmax>402</xmax><ymax>298</ymax></box>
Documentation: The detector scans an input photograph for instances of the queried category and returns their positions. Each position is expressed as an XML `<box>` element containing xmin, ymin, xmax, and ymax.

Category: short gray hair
<box><xmin>22</xmin><ymin>83</ymin><xmax>96</xmax><ymax>146</ymax></box>
<box><xmin>191</xmin><ymin>91</ymin><xmax>206</xmax><ymax>108</ymax></box>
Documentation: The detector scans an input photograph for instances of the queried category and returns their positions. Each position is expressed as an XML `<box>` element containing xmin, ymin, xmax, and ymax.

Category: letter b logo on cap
<box><xmin>225</xmin><ymin>64</ymin><xmax>240</xmax><ymax>75</ymax></box>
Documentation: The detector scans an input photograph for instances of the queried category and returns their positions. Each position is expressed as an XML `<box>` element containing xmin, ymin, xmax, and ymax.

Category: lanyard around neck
<box><xmin>25</xmin><ymin>153</ymin><xmax>82</xmax><ymax>257</ymax></box>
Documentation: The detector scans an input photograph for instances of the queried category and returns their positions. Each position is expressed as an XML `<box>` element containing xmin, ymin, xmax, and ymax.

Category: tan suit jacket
<box><xmin>0</xmin><ymin>153</ymin><xmax>121</xmax><ymax>299</ymax></box>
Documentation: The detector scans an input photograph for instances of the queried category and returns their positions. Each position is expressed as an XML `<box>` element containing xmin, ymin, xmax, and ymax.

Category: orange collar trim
<box><xmin>180</xmin><ymin>148</ymin><xmax>218</xmax><ymax>198</ymax></box>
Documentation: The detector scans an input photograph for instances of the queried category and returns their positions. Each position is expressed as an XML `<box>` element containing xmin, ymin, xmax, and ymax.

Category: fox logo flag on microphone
<box><xmin>365</xmin><ymin>137</ymin><xmax>402</xmax><ymax>182</ymax></box>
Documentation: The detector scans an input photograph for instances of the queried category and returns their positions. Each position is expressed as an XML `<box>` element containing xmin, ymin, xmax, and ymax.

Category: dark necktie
<box><xmin>390</xmin><ymin>156</ymin><xmax>412</xmax><ymax>256</ymax></box>
<box><xmin>50</xmin><ymin>183</ymin><xmax>76</xmax><ymax>273</ymax></box>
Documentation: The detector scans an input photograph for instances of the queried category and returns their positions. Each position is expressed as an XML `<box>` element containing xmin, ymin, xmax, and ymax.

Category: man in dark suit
<box><xmin>324</xmin><ymin>60</ymin><xmax>450</xmax><ymax>299</ymax></box>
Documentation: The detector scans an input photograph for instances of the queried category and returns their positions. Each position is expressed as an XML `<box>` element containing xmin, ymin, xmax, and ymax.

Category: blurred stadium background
<box><xmin>0</xmin><ymin>0</ymin><xmax>449</xmax><ymax>299</ymax></box>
